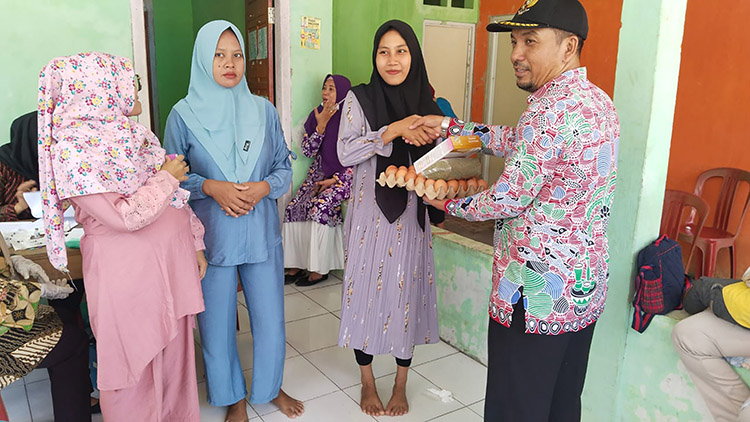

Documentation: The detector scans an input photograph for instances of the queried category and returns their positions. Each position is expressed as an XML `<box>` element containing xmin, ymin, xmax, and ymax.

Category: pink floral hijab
<box><xmin>38</xmin><ymin>52</ymin><xmax>189</xmax><ymax>271</ymax></box>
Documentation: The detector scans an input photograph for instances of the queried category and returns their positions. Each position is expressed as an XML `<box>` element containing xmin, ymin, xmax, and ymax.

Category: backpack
<box><xmin>631</xmin><ymin>235</ymin><xmax>691</xmax><ymax>333</ymax></box>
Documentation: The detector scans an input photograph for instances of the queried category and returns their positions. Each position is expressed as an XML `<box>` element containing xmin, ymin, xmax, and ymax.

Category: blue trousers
<box><xmin>197</xmin><ymin>244</ymin><xmax>285</xmax><ymax>406</ymax></box>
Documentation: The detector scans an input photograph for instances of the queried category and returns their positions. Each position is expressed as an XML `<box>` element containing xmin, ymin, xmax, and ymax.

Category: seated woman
<box><xmin>283</xmin><ymin>74</ymin><xmax>353</xmax><ymax>286</ymax></box>
<box><xmin>0</xmin><ymin>111</ymin><xmax>99</xmax><ymax>412</ymax></box>
<box><xmin>0</xmin><ymin>253</ymin><xmax>91</xmax><ymax>421</ymax></box>
<box><xmin>0</xmin><ymin>111</ymin><xmax>38</xmax><ymax>222</ymax></box>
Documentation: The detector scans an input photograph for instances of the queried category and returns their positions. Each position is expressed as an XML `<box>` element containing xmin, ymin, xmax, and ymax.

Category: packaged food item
<box><xmin>422</xmin><ymin>157</ymin><xmax>482</xmax><ymax>180</ymax></box>
<box><xmin>413</xmin><ymin>135</ymin><xmax>482</xmax><ymax>174</ymax></box>
<box><xmin>450</xmin><ymin>135</ymin><xmax>482</xmax><ymax>152</ymax></box>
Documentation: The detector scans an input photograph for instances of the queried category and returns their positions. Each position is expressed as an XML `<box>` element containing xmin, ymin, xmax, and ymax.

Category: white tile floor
<box><xmin>3</xmin><ymin>273</ymin><xmax>488</xmax><ymax>421</ymax></box>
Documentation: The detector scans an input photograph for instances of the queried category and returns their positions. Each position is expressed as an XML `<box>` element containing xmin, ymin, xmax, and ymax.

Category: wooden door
<box><xmin>245</xmin><ymin>0</ymin><xmax>274</xmax><ymax>103</ymax></box>
<box><xmin>482</xmin><ymin>15</ymin><xmax>530</xmax><ymax>183</ymax></box>
<box><xmin>422</xmin><ymin>21</ymin><xmax>475</xmax><ymax>121</ymax></box>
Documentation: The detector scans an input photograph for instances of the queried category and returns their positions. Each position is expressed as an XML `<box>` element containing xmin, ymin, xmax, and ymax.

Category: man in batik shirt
<box><xmin>416</xmin><ymin>0</ymin><xmax>620</xmax><ymax>420</ymax></box>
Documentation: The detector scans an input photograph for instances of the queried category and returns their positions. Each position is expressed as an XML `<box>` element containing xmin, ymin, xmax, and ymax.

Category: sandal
<box><xmin>284</xmin><ymin>271</ymin><xmax>307</xmax><ymax>285</ymax></box>
<box><xmin>296</xmin><ymin>273</ymin><xmax>328</xmax><ymax>287</ymax></box>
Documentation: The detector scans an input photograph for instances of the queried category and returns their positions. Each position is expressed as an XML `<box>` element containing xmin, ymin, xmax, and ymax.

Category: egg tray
<box><xmin>376</xmin><ymin>165</ymin><xmax>488</xmax><ymax>201</ymax></box>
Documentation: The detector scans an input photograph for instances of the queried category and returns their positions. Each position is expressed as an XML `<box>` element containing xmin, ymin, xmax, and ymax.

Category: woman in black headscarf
<box><xmin>336</xmin><ymin>20</ymin><xmax>443</xmax><ymax>417</ymax></box>
<box><xmin>0</xmin><ymin>111</ymin><xmax>38</xmax><ymax>221</ymax></box>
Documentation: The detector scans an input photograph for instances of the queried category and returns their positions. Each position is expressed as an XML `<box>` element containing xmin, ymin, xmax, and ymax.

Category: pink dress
<box><xmin>70</xmin><ymin>171</ymin><xmax>205</xmax><ymax>391</ymax></box>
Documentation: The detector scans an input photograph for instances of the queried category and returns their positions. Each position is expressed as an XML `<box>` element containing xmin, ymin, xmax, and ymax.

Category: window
<box><xmin>423</xmin><ymin>0</ymin><xmax>473</xmax><ymax>9</ymax></box>
<box><xmin>451</xmin><ymin>0</ymin><xmax>473</xmax><ymax>8</ymax></box>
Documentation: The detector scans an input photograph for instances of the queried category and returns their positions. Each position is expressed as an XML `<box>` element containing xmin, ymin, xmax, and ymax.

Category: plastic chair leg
<box><xmin>703</xmin><ymin>242</ymin><xmax>718</xmax><ymax>278</ymax></box>
<box><xmin>694</xmin><ymin>246</ymin><xmax>704</xmax><ymax>279</ymax></box>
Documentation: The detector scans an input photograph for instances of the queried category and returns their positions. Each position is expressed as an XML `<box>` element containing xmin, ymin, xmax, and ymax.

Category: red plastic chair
<box><xmin>661</xmin><ymin>189</ymin><xmax>709</xmax><ymax>273</ymax></box>
<box><xmin>680</xmin><ymin>168</ymin><xmax>750</xmax><ymax>278</ymax></box>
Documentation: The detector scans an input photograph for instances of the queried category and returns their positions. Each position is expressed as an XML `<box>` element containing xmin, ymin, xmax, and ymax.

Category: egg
<box><xmin>447</xmin><ymin>180</ymin><xmax>459</xmax><ymax>199</ymax></box>
<box><xmin>385</xmin><ymin>165</ymin><xmax>399</xmax><ymax>176</ymax></box>
<box><xmin>477</xmin><ymin>179</ymin><xmax>488</xmax><ymax>191</ymax></box>
<box><xmin>467</xmin><ymin>178</ymin><xmax>478</xmax><ymax>195</ymax></box>
<box><xmin>405</xmin><ymin>172</ymin><xmax>418</xmax><ymax>190</ymax></box>
<box><xmin>458</xmin><ymin>180</ymin><xmax>469</xmax><ymax>197</ymax></box>
<box><xmin>424</xmin><ymin>179</ymin><xmax>436</xmax><ymax>200</ymax></box>
<box><xmin>396</xmin><ymin>166</ymin><xmax>409</xmax><ymax>187</ymax></box>
<box><xmin>415</xmin><ymin>175</ymin><xmax>427</xmax><ymax>197</ymax></box>
<box><xmin>434</xmin><ymin>179</ymin><xmax>448</xmax><ymax>200</ymax></box>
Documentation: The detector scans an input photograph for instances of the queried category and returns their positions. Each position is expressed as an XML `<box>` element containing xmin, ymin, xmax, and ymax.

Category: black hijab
<box><xmin>351</xmin><ymin>20</ymin><xmax>442</xmax><ymax>230</ymax></box>
<box><xmin>0</xmin><ymin>111</ymin><xmax>39</xmax><ymax>183</ymax></box>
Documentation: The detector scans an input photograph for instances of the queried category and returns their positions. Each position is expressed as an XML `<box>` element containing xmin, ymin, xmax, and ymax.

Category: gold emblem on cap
<box><xmin>517</xmin><ymin>0</ymin><xmax>539</xmax><ymax>15</ymax></box>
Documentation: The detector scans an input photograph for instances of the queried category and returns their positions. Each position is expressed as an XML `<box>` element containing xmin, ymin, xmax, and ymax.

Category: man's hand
<box><xmin>423</xmin><ymin>197</ymin><xmax>449</xmax><ymax>212</ymax></box>
<box><xmin>314</xmin><ymin>178</ymin><xmax>337</xmax><ymax>195</ymax></box>
<box><xmin>409</xmin><ymin>115</ymin><xmax>446</xmax><ymax>133</ymax></box>
<box><xmin>203</xmin><ymin>180</ymin><xmax>252</xmax><ymax>217</ymax></box>
<box><xmin>384</xmin><ymin>115</ymin><xmax>441</xmax><ymax>146</ymax></box>
<box><xmin>14</xmin><ymin>180</ymin><xmax>37</xmax><ymax>215</ymax></box>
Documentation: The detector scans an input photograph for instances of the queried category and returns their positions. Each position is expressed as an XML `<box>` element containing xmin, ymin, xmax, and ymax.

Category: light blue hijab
<box><xmin>174</xmin><ymin>20</ymin><xmax>266</xmax><ymax>182</ymax></box>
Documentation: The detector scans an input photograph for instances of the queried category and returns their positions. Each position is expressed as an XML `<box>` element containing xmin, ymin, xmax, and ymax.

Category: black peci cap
<box><xmin>487</xmin><ymin>0</ymin><xmax>589</xmax><ymax>40</ymax></box>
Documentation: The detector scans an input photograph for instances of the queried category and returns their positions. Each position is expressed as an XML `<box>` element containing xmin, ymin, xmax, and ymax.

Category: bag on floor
<box><xmin>632</xmin><ymin>234</ymin><xmax>691</xmax><ymax>333</ymax></box>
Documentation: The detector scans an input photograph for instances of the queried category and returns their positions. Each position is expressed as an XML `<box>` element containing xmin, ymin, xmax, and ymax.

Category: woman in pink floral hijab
<box><xmin>38</xmin><ymin>52</ymin><xmax>206</xmax><ymax>421</ymax></box>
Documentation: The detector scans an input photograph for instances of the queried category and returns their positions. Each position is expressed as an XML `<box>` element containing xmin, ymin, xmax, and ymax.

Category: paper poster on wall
<box><xmin>247</xmin><ymin>29</ymin><xmax>258</xmax><ymax>60</ymax></box>
<box><xmin>258</xmin><ymin>26</ymin><xmax>268</xmax><ymax>59</ymax></box>
<box><xmin>300</xmin><ymin>16</ymin><xmax>321</xmax><ymax>50</ymax></box>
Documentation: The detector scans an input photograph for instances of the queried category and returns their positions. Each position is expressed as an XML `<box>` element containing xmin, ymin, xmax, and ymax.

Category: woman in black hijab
<box><xmin>336</xmin><ymin>20</ymin><xmax>442</xmax><ymax>417</ymax></box>
<box><xmin>0</xmin><ymin>111</ymin><xmax>38</xmax><ymax>221</ymax></box>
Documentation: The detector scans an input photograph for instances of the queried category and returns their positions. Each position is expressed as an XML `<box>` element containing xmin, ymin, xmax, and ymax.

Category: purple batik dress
<box><xmin>336</xmin><ymin>91</ymin><xmax>439</xmax><ymax>360</ymax></box>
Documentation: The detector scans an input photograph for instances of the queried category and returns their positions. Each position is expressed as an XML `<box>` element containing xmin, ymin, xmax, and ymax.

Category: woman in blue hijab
<box><xmin>164</xmin><ymin>20</ymin><xmax>302</xmax><ymax>420</ymax></box>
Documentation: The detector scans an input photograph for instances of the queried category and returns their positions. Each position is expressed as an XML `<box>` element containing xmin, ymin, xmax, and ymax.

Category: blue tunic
<box><xmin>164</xmin><ymin>99</ymin><xmax>291</xmax><ymax>405</ymax></box>
<box><xmin>163</xmin><ymin>100</ymin><xmax>292</xmax><ymax>266</ymax></box>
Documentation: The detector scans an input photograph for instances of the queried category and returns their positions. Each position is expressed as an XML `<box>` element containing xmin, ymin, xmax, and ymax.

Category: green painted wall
<box><xmin>0</xmin><ymin>0</ymin><xmax>133</xmax><ymax>143</ymax></box>
<box><xmin>151</xmin><ymin>0</ymin><xmax>246</xmax><ymax>139</ymax></box>
<box><xmin>151</xmin><ymin>0</ymin><xmax>195</xmax><ymax>138</ymax></box>
<box><xmin>289</xmin><ymin>0</ymin><xmax>334</xmax><ymax>192</ymax></box>
<box><xmin>332</xmin><ymin>0</ymin><xmax>479</xmax><ymax>87</ymax></box>
<box><xmin>583</xmin><ymin>0</ymin><xmax>688</xmax><ymax>419</ymax></box>
<box><xmin>618</xmin><ymin>312</ymin><xmax>713</xmax><ymax>421</ymax></box>
<box><xmin>191</xmin><ymin>0</ymin><xmax>246</xmax><ymax>36</ymax></box>
<box><xmin>432</xmin><ymin>229</ymin><xmax>493</xmax><ymax>363</ymax></box>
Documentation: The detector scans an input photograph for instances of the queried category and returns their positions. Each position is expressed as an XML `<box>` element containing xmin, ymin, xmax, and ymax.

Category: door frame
<box><xmin>273</xmin><ymin>1</ymin><xmax>292</xmax><ymax>148</ymax></box>
<box><xmin>129</xmin><ymin>0</ymin><xmax>153</xmax><ymax>130</ymax></box>
<box><xmin>423</xmin><ymin>19</ymin><xmax>476</xmax><ymax>121</ymax></box>
<box><xmin>481</xmin><ymin>14</ymin><xmax>514</xmax><ymax>180</ymax></box>
<box><xmin>272</xmin><ymin>1</ymin><xmax>293</xmax><ymax>221</ymax></box>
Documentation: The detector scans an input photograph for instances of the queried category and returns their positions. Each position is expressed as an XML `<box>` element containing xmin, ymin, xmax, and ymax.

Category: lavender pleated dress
<box><xmin>336</xmin><ymin>91</ymin><xmax>439</xmax><ymax>360</ymax></box>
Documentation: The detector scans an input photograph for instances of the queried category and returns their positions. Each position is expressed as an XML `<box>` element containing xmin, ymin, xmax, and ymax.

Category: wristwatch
<box><xmin>440</xmin><ymin>116</ymin><xmax>451</xmax><ymax>138</ymax></box>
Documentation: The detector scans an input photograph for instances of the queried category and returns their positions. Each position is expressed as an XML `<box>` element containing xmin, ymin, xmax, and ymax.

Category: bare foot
<box><xmin>385</xmin><ymin>383</ymin><xmax>409</xmax><ymax>416</ymax></box>
<box><xmin>360</xmin><ymin>381</ymin><xmax>385</xmax><ymax>416</ymax></box>
<box><xmin>308</xmin><ymin>272</ymin><xmax>323</xmax><ymax>282</ymax></box>
<box><xmin>285</xmin><ymin>268</ymin><xmax>301</xmax><ymax>276</ymax></box>
<box><xmin>386</xmin><ymin>365</ymin><xmax>409</xmax><ymax>416</ymax></box>
<box><xmin>225</xmin><ymin>399</ymin><xmax>248</xmax><ymax>422</ymax></box>
<box><xmin>272</xmin><ymin>389</ymin><xmax>304</xmax><ymax>419</ymax></box>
